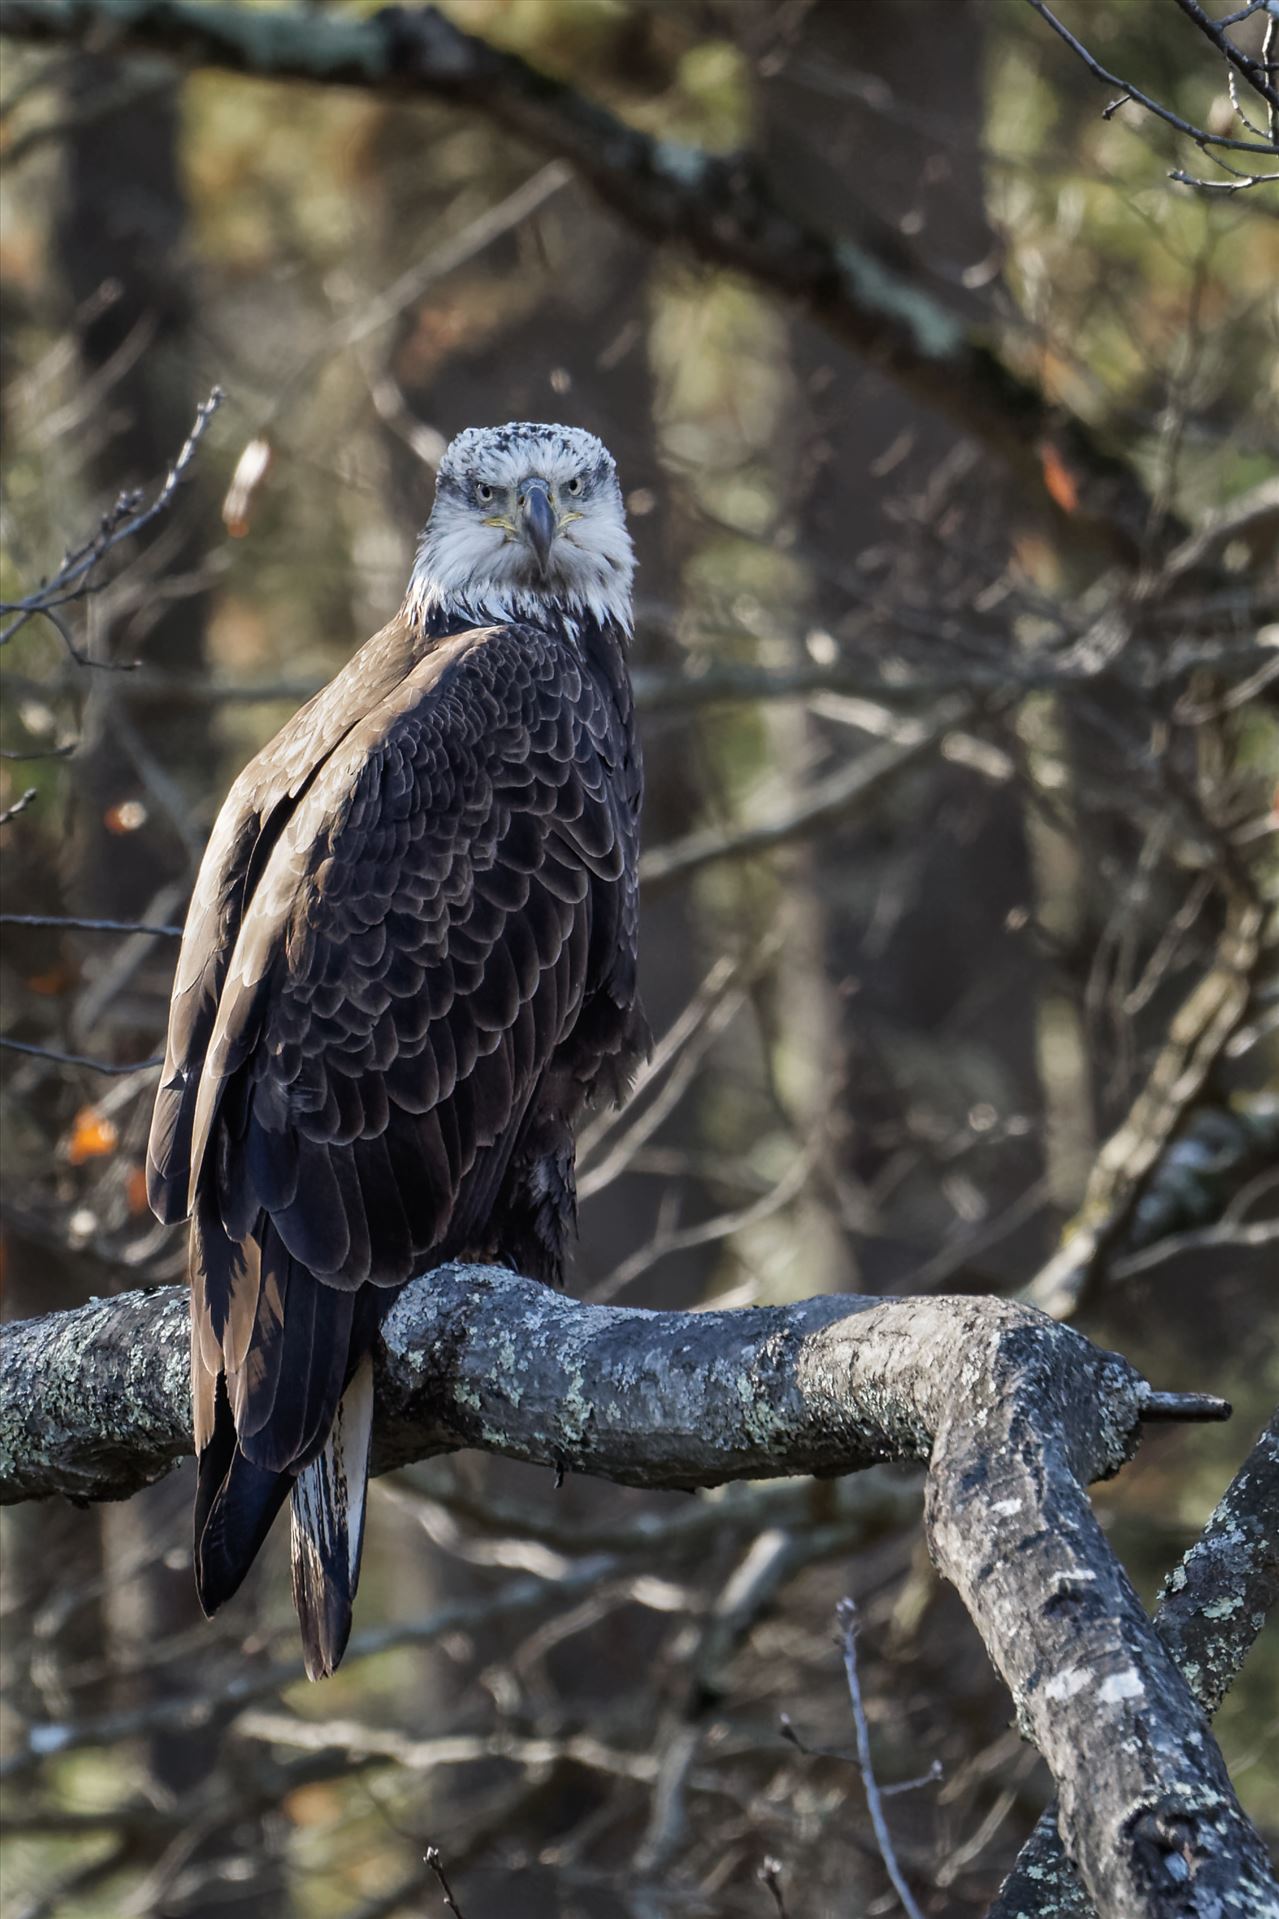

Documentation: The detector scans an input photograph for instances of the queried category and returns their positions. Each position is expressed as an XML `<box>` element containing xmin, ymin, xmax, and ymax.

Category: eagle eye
<box><xmin>475</xmin><ymin>482</ymin><xmax>494</xmax><ymax>504</ymax></box>
<box><xmin>566</xmin><ymin>475</ymin><xmax>583</xmax><ymax>496</ymax></box>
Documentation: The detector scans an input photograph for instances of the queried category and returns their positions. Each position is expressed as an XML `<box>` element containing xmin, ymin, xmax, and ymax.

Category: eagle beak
<box><xmin>519</xmin><ymin>479</ymin><xmax>556</xmax><ymax>575</ymax></box>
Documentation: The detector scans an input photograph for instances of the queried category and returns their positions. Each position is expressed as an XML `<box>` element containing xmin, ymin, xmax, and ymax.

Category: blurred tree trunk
<box><xmin>48</xmin><ymin>61</ymin><xmax>289</xmax><ymax>1919</ymax></box>
<box><xmin>748</xmin><ymin>0</ymin><xmax>1049</xmax><ymax>1293</ymax></box>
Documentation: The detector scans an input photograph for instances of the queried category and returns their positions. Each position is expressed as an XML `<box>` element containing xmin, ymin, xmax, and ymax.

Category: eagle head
<box><xmin>409</xmin><ymin>422</ymin><xmax>635</xmax><ymax>634</ymax></box>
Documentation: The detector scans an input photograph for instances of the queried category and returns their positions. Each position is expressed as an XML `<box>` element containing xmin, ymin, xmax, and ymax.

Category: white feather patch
<box><xmin>407</xmin><ymin>422</ymin><xmax>635</xmax><ymax>635</ymax></box>
<box><xmin>290</xmin><ymin>1355</ymin><xmax>375</xmax><ymax>1677</ymax></box>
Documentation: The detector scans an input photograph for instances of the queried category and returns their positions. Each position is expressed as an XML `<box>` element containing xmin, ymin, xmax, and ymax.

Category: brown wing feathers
<box><xmin>149</xmin><ymin>615</ymin><xmax>640</xmax><ymax>1665</ymax></box>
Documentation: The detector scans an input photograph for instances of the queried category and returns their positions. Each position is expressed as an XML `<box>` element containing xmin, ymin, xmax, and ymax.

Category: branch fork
<box><xmin>0</xmin><ymin>1267</ymin><xmax>1272</xmax><ymax>1917</ymax></box>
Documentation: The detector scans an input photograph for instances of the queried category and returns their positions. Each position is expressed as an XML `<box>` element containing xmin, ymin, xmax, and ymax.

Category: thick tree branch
<box><xmin>992</xmin><ymin>1412</ymin><xmax>1279</xmax><ymax>1919</ymax></box>
<box><xmin>0</xmin><ymin>0</ymin><xmax>1156</xmax><ymax>555</ymax></box>
<box><xmin>0</xmin><ymin>1266</ymin><xmax>1267</xmax><ymax>1919</ymax></box>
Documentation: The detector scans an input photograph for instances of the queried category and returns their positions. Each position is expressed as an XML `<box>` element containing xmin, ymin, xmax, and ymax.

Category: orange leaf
<box><xmin>125</xmin><ymin>1163</ymin><xmax>150</xmax><ymax>1215</ymax></box>
<box><xmin>282</xmin><ymin>1782</ymin><xmax>343</xmax><ymax>1827</ymax></box>
<box><xmin>222</xmin><ymin>437</ymin><xmax>273</xmax><ymax>539</ymax></box>
<box><xmin>67</xmin><ymin>1106</ymin><xmax>119</xmax><ymax>1166</ymax></box>
<box><xmin>103</xmin><ymin>800</ymin><xmax>147</xmax><ymax>834</ymax></box>
<box><xmin>1039</xmin><ymin>441</ymin><xmax>1079</xmax><ymax>515</ymax></box>
<box><xmin>27</xmin><ymin>966</ymin><xmax>74</xmax><ymax>997</ymax></box>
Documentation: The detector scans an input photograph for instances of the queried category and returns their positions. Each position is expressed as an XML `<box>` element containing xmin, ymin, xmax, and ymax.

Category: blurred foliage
<box><xmin>1</xmin><ymin>0</ymin><xmax>1276</xmax><ymax>1914</ymax></box>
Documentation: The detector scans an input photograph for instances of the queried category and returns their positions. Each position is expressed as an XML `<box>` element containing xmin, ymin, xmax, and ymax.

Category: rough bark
<box><xmin>992</xmin><ymin>1411</ymin><xmax>1279</xmax><ymax>1919</ymax></box>
<box><xmin>0</xmin><ymin>1265</ymin><xmax>1272</xmax><ymax>1919</ymax></box>
<box><xmin>0</xmin><ymin>0</ymin><xmax>1155</xmax><ymax>557</ymax></box>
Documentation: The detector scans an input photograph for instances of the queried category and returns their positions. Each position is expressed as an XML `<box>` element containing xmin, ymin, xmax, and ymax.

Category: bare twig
<box><xmin>1169</xmin><ymin>160</ymin><xmax>1279</xmax><ymax>188</ymax></box>
<box><xmin>1024</xmin><ymin>898</ymin><xmax>1266</xmax><ymax>1317</ymax></box>
<box><xmin>0</xmin><ymin>1036</ymin><xmax>163</xmax><ymax>1074</ymax></box>
<box><xmin>0</xmin><ymin>786</ymin><xmax>38</xmax><ymax>825</ymax></box>
<box><xmin>640</xmin><ymin>703</ymin><xmax>971</xmax><ymax>893</ymax></box>
<box><xmin>1139</xmin><ymin>1390</ymin><xmax>1232</xmax><ymax>1422</ymax></box>
<box><xmin>0</xmin><ymin>387</ymin><xmax>222</xmax><ymax>656</ymax></box>
<box><xmin>1023</xmin><ymin>0</ymin><xmax>1279</xmax><ymax>157</ymax></box>
<box><xmin>263</xmin><ymin>165</ymin><xmax>570</xmax><ymax>434</ymax></box>
<box><xmin>756</xmin><ymin>1856</ymin><xmax>789</xmax><ymax>1918</ymax></box>
<box><xmin>424</xmin><ymin>1847</ymin><xmax>466</xmax><ymax>1917</ymax></box>
<box><xmin>1112</xmin><ymin>1216</ymin><xmax>1279</xmax><ymax>1282</ymax></box>
<box><xmin>0</xmin><ymin>741</ymin><xmax>76</xmax><ymax>761</ymax></box>
<box><xmin>1168</xmin><ymin>0</ymin><xmax>1279</xmax><ymax>114</ymax></box>
<box><xmin>0</xmin><ymin>912</ymin><xmax>182</xmax><ymax>937</ymax></box>
<box><xmin>835</xmin><ymin>1598</ymin><xmax>927</xmax><ymax>1919</ymax></box>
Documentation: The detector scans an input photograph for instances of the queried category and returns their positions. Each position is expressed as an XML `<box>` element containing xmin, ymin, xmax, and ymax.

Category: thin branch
<box><xmin>261</xmin><ymin>162</ymin><xmax>570</xmax><ymax>434</ymax></box>
<box><xmin>640</xmin><ymin>702</ymin><xmax>971</xmax><ymax>893</ymax></box>
<box><xmin>423</xmin><ymin>1847</ymin><xmax>466</xmax><ymax>1918</ymax></box>
<box><xmin>756</xmin><ymin>1857</ymin><xmax>788</xmax><ymax>1919</ymax></box>
<box><xmin>1023</xmin><ymin>0</ymin><xmax>1279</xmax><ymax>153</ymax></box>
<box><xmin>7</xmin><ymin>605</ymin><xmax>1273</xmax><ymax>716</ymax></box>
<box><xmin>0</xmin><ymin>386</ymin><xmax>222</xmax><ymax>655</ymax></box>
<box><xmin>1111</xmin><ymin>1216</ymin><xmax>1279</xmax><ymax>1281</ymax></box>
<box><xmin>1168</xmin><ymin>0</ymin><xmax>1279</xmax><ymax>114</ymax></box>
<box><xmin>0</xmin><ymin>912</ymin><xmax>182</xmax><ymax>936</ymax></box>
<box><xmin>835</xmin><ymin>1598</ymin><xmax>926</xmax><ymax>1919</ymax></box>
<box><xmin>0</xmin><ymin>786</ymin><xmax>38</xmax><ymax>825</ymax></box>
<box><xmin>0</xmin><ymin>740</ymin><xmax>76</xmax><ymax>761</ymax></box>
<box><xmin>0</xmin><ymin>0</ymin><xmax>1165</xmax><ymax>554</ymax></box>
<box><xmin>1170</xmin><ymin>161</ymin><xmax>1279</xmax><ymax>187</ymax></box>
<box><xmin>1139</xmin><ymin>1390</ymin><xmax>1232</xmax><ymax>1421</ymax></box>
<box><xmin>0</xmin><ymin>1035</ymin><xmax>164</xmax><ymax>1073</ymax></box>
<box><xmin>1023</xmin><ymin>897</ymin><xmax>1266</xmax><ymax>1317</ymax></box>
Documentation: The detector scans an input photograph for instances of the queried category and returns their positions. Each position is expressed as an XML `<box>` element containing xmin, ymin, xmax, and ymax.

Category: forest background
<box><xmin>0</xmin><ymin>1</ymin><xmax>1276</xmax><ymax>1914</ymax></box>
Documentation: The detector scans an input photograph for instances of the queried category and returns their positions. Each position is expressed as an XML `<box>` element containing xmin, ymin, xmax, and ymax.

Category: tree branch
<box><xmin>992</xmin><ymin>1411</ymin><xmax>1279</xmax><ymax>1919</ymax></box>
<box><xmin>639</xmin><ymin>699</ymin><xmax>972</xmax><ymax>893</ymax></box>
<box><xmin>1167</xmin><ymin>0</ymin><xmax>1279</xmax><ymax>117</ymax></box>
<box><xmin>0</xmin><ymin>0</ymin><xmax>1157</xmax><ymax>556</ymax></box>
<box><xmin>1023</xmin><ymin>897</ymin><xmax>1266</xmax><ymax>1318</ymax></box>
<box><xmin>1023</xmin><ymin>0</ymin><xmax>1279</xmax><ymax>167</ymax></box>
<box><xmin>0</xmin><ymin>1265</ymin><xmax>1270</xmax><ymax>1919</ymax></box>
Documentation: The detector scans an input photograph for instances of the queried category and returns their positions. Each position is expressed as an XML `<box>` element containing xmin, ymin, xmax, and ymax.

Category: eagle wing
<box><xmin>149</xmin><ymin>618</ymin><xmax>639</xmax><ymax>1477</ymax></box>
<box><xmin>147</xmin><ymin>613</ymin><xmax>429</xmax><ymax>1225</ymax></box>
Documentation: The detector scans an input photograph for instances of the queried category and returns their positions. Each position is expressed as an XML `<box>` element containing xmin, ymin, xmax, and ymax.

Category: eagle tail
<box><xmin>193</xmin><ymin>1380</ymin><xmax>293</xmax><ymax>1618</ymax></box>
<box><xmin>290</xmin><ymin>1355</ymin><xmax>375</xmax><ymax>1681</ymax></box>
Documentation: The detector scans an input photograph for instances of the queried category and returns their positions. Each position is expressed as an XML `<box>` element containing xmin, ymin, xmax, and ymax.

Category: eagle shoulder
<box><xmin>146</xmin><ymin>610</ymin><xmax>425</xmax><ymax>1221</ymax></box>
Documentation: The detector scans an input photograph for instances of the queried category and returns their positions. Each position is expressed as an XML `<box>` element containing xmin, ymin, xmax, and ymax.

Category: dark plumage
<box><xmin>149</xmin><ymin>424</ymin><xmax>644</xmax><ymax>1676</ymax></box>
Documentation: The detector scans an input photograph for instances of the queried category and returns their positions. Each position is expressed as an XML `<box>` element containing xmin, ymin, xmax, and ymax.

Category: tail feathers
<box><xmin>290</xmin><ymin>1356</ymin><xmax>375</xmax><ymax>1680</ymax></box>
<box><xmin>194</xmin><ymin>1403</ymin><xmax>292</xmax><ymax>1619</ymax></box>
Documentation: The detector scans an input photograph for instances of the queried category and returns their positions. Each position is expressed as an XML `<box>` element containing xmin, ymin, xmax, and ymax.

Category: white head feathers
<box><xmin>408</xmin><ymin>422</ymin><xmax>635</xmax><ymax>635</ymax></box>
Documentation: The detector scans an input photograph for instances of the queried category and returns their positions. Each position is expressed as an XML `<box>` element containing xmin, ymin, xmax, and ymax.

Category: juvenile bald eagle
<box><xmin>148</xmin><ymin>424</ymin><xmax>645</xmax><ymax>1678</ymax></box>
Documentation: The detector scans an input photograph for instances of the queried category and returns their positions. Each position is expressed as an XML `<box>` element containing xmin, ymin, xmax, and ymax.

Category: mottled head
<box><xmin>409</xmin><ymin>422</ymin><xmax>634</xmax><ymax>633</ymax></box>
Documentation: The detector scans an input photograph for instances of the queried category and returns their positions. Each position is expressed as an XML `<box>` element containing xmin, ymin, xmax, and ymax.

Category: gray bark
<box><xmin>0</xmin><ymin>1266</ymin><xmax>1273</xmax><ymax>1919</ymax></box>
<box><xmin>0</xmin><ymin>0</ymin><xmax>1155</xmax><ymax>558</ymax></box>
<box><xmin>992</xmin><ymin>1411</ymin><xmax>1279</xmax><ymax>1919</ymax></box>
